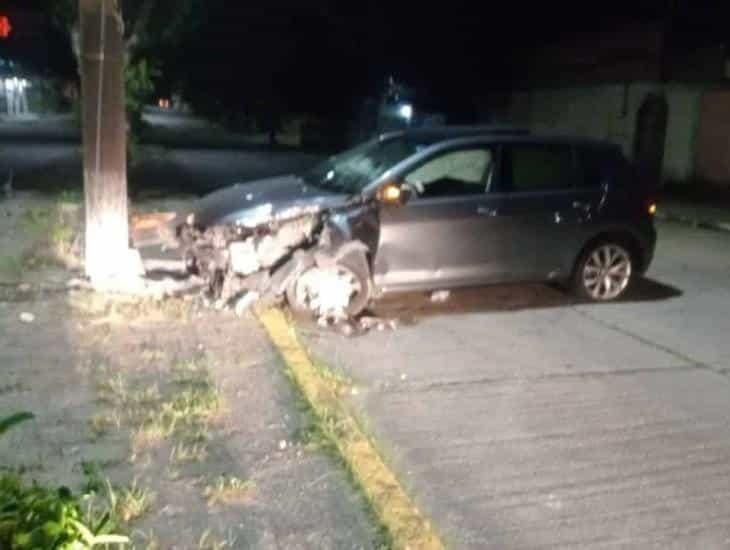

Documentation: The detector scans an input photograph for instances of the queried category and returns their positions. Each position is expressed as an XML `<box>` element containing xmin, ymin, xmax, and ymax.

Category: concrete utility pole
<box><xmin>79</xmin><ymin>0</ymin><xmax>136</xmax><ymax>284</ymax></box>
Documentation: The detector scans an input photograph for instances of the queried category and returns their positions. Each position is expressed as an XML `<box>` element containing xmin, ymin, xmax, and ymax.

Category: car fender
<box><xmin>569</xmin><ymin>222</ymin><xmax>654</xmax><ymax>275</ymax></box>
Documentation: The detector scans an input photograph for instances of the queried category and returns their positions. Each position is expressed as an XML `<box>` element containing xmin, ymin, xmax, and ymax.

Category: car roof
<box><xmin>380</xmin><ymin>125</ymin><xmax>529</xmax><ymax>144</ymax></box>
<box><xmin>379</xmin><ymin>125</ymin><xmax>618</xmax><ymax>149</ymax></box>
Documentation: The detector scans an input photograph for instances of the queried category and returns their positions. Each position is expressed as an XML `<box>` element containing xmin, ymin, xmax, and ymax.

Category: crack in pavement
<box><xmin>376</xmin><ymin>363</ymin><xmax>703</xmax><ymax>394</ymax></box>
<box><xmin>573</xmin><ymin>307</ymin><xmax>727</xmax><ymax>379</ymax></box>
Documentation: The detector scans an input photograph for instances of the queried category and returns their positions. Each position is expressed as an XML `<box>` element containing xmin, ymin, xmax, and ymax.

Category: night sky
<box><xmin>2</xmin><ymin>1</ymin><xmax>728</xmax><ymax>118</ymax></box>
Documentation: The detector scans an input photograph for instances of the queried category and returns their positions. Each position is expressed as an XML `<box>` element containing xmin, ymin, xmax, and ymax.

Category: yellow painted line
<box><xmin>256</xmin><ymin>308</ymin><xmax>445</xmax><ymax>550</ymax></box>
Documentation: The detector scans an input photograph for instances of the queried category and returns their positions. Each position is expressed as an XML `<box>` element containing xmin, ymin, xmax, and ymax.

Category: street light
<box><xmin>398</xmin><ymin>103</ymin><xmax>413</xmax><ymax>123</ymax></box>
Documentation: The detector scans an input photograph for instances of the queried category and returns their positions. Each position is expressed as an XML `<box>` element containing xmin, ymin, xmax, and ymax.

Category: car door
<box><xmin>491</xmin><ymin>142</ymin><xmax>603</xmax><ymax>279</ymax></box>
<box><xmin>373</xmin><ymin>145</ymin><xmax>507</xmax><ymax>291</ymax></box>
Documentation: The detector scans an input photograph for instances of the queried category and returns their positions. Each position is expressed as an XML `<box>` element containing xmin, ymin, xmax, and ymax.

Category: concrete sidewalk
<box><xmin>0</xmin><ymin>289</ymin><xmax>381</xmax><ymax>548</ymax></box>
<box><xmin>658</xmin><ymin>192</ymin><xmax>730</xmax><ymax>233</ymax></box>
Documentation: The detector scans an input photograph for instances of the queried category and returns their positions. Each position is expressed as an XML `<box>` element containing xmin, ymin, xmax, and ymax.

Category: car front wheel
<box><xmin>573</xmin><ymin>242</ymin><xmax>634</xmax><ymax>301</ymax></box>
<box><xmin>286</xmin><ymin>259</ymin><xmax>371</xmax><ymax>320</ymax></box>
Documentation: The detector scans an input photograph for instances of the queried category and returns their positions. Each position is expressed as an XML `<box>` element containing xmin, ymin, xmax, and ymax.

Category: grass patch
<box><xmin>95</xmin><ymin>372</ymin><xmax>129</xmax><ymax>405</ymax></box>
<box><xmin>131</xmin><ymin>422</ymin><xmax>167</xmax><ymax>455</ymax></box>
<box><xmin>170</xmin><ymin>441</ymin><xmax>208</xmax><ymax>465</ymax></box>
<box><xmin>20</xmin><ymin>200</ymin><xmax>81</xmax><ymax>270</ymax></box>
<box><xmin>92</xmin><ymin>360</ymin><xmax>221</xmax><ymax>464</ymax></box>
<box><xmin>310</xmin><ymin>358</ymin><xmax>352</xmax><ymax>397</ymax></box>
<box><xmin>108</xmin><ymin>479</ymin><xmax>155</xmax><ymax>523</ymax></box>
<box><xmin>197</xmin><ymin>529</ymin><xmax>238</xmax><ymax>549</ymax></box>
<box><xmin>291</xmin><ymin>392</ymin><xmax>337</xmax><ymax>453</ymax></box>
<box><xmin>81</xmin><ymin>463</ymin><xmax>154</xmax><ymax>524</ymax></box>
<box><xmin>203</xmin><ymin>475</ymin><xmax>254</xmax><ymax>507</ymax></box>
<box><xmin>89</xmin><ymin>411</ymin><xmax>123</xmax><ymax>439</ymax></box>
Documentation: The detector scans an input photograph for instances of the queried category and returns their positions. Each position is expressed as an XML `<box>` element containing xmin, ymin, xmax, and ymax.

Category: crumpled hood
<box><xmin>192</xmin><ymin>175</ymin><xmax>349</xmax><ymax>228</ymax></box>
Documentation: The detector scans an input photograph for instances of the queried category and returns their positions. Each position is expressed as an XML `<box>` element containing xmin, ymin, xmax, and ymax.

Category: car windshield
<box><xmin>302</xmin><ymin>136</ymin><xmax>417</xmax><ymax>194</ymax></box>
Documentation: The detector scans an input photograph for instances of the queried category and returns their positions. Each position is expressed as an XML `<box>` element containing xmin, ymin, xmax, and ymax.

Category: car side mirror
<box><xmin>377</xmin><ymin>181</ymin><xmax>412</xmax><ymax>206</ymax></box>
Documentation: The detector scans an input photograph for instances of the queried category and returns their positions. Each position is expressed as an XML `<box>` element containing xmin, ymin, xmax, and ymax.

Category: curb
<box><xmin>256</xmin><ymin>308</ymin><xmax>445</xmax><ymax>550</ymax></box>
<box><xmin>656</xmin><ymin>212</ymin><xmax>730</xmax><ymax>233</ymax></box>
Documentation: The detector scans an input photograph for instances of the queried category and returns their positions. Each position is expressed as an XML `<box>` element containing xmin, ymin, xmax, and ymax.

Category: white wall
<box><xmin>509</xmin><ymin>83</ymin><xmax>704</xmax><ymax>181</ymax></box>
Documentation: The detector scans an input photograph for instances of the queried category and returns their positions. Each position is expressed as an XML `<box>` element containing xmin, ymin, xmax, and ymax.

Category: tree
<box><xmin>49</xmin><ymin>0</ymin><xmax>200</xmax><ymax>284</ymax></box>
<box><xmin>78</xmin><ymin>0</ymin><xmax>133</xmax><ymax>284</ymax></box>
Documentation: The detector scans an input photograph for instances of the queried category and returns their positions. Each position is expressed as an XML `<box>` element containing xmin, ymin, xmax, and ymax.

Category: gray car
<box><xmin>178</xmin><ymin>126</ymin><xmax>657</xmax><ymax>319</ymax></box>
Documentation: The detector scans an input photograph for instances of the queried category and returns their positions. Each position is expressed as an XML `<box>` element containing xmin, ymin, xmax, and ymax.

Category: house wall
<box><xmin>508</xmin><ymin>83</ymin><xmax>704</xmax><ymax>182</ymax></box>
<box><xmin>695</xmin><ymin>90</ymin><xmax>730</xmax><ymax>184</ymax></box>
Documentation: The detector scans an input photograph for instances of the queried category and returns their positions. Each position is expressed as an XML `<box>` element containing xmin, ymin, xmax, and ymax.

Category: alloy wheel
<box><xmin>582</xmin><ymin>244</ymin><xmax>632</xmax><ymax>300</ymax></box>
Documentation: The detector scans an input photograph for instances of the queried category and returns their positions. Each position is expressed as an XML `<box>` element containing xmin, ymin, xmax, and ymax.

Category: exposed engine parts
<box><xmin>177</xmin><ymin>209</ymin><xmax>320</xmax><ymax>302</ymax></box>
<box><xmin>167</xmin><ymin>206</ymin><xmax>370</xmax><ymax>321</ymax></box>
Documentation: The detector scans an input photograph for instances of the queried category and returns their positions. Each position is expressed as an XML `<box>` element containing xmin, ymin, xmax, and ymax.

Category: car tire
<box><xmin>286</xmin><ymin>257</ymin><xmax>372</xmax><ymax>319</ymax></box>
<box><xmin>572</xmin><ymin>240</ymin><xmax>635</xmax><ymax>302</ymax></box>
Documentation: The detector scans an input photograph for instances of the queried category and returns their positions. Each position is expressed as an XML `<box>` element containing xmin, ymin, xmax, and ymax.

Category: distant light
<box><xmin>648</xmin><ymin>203</ymin><xmax>657</xmax><ymax>216</ymax></box>
<box><xmin>325</xmin><ymin>170</ymin><xmax>334</xmax><ymax>181</ymax></box>
<box><xmin>0</xmin><ymin>16</ymin><xmax>12</xmax><ymax>39</ymax></box>
<box><xmin>398</xmin><ymin>103</ymin><xmax>413</xmax><ymax>121</ymax></box>
<box><xmin>158</xmin><ymin>98</ymin><xmax>170</xmax><ymax>109</ymax></box>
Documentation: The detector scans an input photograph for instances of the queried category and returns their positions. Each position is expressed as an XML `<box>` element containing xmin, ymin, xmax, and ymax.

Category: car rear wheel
<box><xmin>573</xmin><ymin>242</ymin><xmax>634</xmax><ymax>301</ymax></box>
<box><xmin>286</xmin><ymin>259</ymin><xmax>371</xmax><ymax>320</ymax></box>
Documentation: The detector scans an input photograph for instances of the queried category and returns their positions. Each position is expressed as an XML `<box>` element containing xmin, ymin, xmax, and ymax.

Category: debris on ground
<box><xmin>233</xmin><ymin>291</ymin><xmax>260</xmax><ymax>317</ymax></box>
<box><xmin>18</xmin><ymin>312</ymin><xmax>34</xmax><ymax>323</ymax></box>
<box><xmin>358</xmin><ymin>315</ymin><xmax>398</xmax><ymax>332</ymax></box>
<box><xmin>309</xmin><ymin>314</ymin><xmax>399</xmax><ymax>337</ymax></box>
<box><xmin>430</xmin><ymin>290</ymin><xmax>451</xmax><ymax>303</ymax></box>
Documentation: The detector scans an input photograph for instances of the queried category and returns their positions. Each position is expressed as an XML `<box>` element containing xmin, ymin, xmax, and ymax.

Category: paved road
<box><xmin>0</xmin><ymin>112</ymin><xmax>321</xmax><ymax>196</ymax></box>
<box><xmin>0</xmin><ymin>142</ymin><xmax>319</xmax><ymax>196</ymax></box>
<box><xmin>301</xmin><ymin>221</ymin><xmax>730</xmax><ymax>549</ymax></box>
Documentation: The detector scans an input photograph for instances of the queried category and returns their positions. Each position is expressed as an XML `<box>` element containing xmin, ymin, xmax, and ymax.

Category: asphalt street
<box><xmin>0</xmin><ymin>112</ymin><xmax>321</xmax><ymax>196</ymax></box>
<box><xmin>301</xmin><ymin>221</ymin><xmax>730</xmax><ymax>549</ymax></box>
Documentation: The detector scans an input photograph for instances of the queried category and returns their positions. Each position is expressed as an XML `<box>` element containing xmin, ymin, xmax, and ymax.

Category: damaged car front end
<box><xmin>168</xmin><ymin>174</ymin><xmax>382</xmax><ymax>321</ymax></box>
<box><xmin>134</xmin><ymin>135</ymin><xmax>417</xmax><ymax>321</ymax></box>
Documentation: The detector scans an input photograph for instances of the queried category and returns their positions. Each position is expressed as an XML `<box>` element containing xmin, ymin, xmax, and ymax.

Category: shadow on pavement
<box><xmin>369</xmin><ymin>277</ymin><xmax>682</xmax><ymax>325</ymax></box>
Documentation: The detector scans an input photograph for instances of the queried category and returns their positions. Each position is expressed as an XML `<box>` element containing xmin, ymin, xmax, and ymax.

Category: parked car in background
<box><xmin>177</xmin><ymin>126</ymin><xmax>658</xmax><ymax>319</ymax></box>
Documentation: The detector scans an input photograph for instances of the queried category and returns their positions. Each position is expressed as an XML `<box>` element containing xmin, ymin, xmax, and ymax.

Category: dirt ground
<box><xmin>0</xmin><ymin>193</ymin><xmax>381</xmax><ymax>549</ymax></box>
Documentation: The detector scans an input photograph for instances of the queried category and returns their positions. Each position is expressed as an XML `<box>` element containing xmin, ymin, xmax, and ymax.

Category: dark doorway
<box><xmin>633</xmin><ymin>93</ymin><xmax>668</xmax><ymax>189</ymax></box>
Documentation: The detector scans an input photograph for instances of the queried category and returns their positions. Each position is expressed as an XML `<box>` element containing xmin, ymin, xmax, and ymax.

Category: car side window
<box><xmin>576</xmin><ymin>147</ymin><xmax>612</xmax><ymax>188</ymax></box>
<box><xmin>504</xmin><ymin>145</ymin><xmax>577</xmax><ymax>192</ymax></box>
<box><xmin>404</xmin><ymin>148</ymin><xmax>494</xmax><ymax>199</ymax></box>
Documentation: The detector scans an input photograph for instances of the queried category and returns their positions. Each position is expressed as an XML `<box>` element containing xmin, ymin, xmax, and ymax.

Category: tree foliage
<box><xmin>50</xmin><ymin>0</ymin><xmax>200</xmax><ymax>53</ymax></box>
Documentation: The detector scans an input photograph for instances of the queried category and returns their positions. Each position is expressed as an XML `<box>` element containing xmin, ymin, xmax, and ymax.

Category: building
<box><xmin>0</xmin><ymin>7</ymin><xmax>73</xmax><ymax>117</ymax></box>
<box><xmin>505</xmin><ymin>24</ymin><xmax>730</xmax><ymax>187</ymax></box>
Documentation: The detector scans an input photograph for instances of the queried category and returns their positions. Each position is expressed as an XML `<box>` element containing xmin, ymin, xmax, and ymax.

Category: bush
<box><xmin>0</xmin><ymin>477</ymin><xmax>128</xmax><ymax>549</ymax></box>
<box><xmin>0</xmin><ymin>413</ymin><xmax>128</xmax><ymax>549</ymax></box>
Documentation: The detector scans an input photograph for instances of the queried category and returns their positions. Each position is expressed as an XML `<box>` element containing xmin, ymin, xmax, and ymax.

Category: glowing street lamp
<box><xmin>398</xmin><ymin>103</ymin><xmax>413</xmax><ymax>123</ymax></box>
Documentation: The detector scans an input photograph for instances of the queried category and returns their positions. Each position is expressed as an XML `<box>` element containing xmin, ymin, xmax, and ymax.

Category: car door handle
<box><xmin>477</xmin><ymin>206</ymin><xmax>497</xmax><ymax>217</ymax></box>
